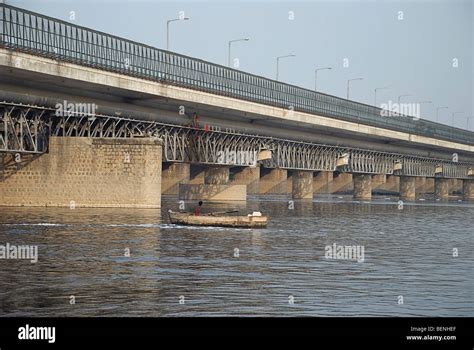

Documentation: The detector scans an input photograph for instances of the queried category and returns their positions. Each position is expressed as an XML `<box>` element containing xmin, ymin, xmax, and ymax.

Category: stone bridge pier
<box><xmin>435</xmin><ymin>178</ymin><xmax>450</xmax><ymax>200</ymax></box>
<box><xmin>399</xmin><ymin>176</ymin><xmax>417</xmax><ymax>201</ymax></box>
<box><xmin>462</xmin><ymin>179</ymin><xmax>474</xmax><ymax>201</ymax></box>
<box><xmin>0</xmin><ymin>137</ymin><xmax>163</xmax><ymax>208</ymax></box>
<box><xmin>352</xmin><ymin>174</ymin><xmax>372</xmax><ymax>200</ymax></box>
<box><xmin>178</xmin><ymin>165</ymin><xmax>246</xmax><ymax>201</ymax></box>
<box><xmin>292</xmin><ymin>171</ymin><xmax>313</xmax><ymax>199</ymax></box>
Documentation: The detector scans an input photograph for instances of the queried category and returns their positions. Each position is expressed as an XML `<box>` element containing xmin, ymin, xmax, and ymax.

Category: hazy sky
<box><xmin>8</xmin><ymin>0</ymin><xmax>474</xmax><ymax>129</ymax></box>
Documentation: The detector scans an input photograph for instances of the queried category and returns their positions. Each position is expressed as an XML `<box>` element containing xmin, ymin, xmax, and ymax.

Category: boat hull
<box><xmin>168</xmin><ymin>211</ymin><xmax>268</xmax><ymax>228</ymax></box>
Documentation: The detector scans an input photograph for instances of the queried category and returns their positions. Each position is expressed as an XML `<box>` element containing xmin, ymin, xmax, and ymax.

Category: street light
<box><xmin>436</xmin><ymin>106</ymin><xmax>448</xmax><ymax>122</ymax></box>
<box><xmin>166</xmin><ymin>16</ymin><xmax>190</xmax><ymax>51</ymax></box>
<box><xmin>314</xmin><ymin>67</ymin><xmax>332</xmax><ymax>91</ymax></box>
<box><xmin>276</xmin><ymin>54</ymin><xmax>295</xmax><ymax>81</ymax></box>
<box><xmin>346</xmin><ymin>78</ymin><xmax>363</xmax><ymax>100</ymax></box>
<box><xmin>374</xmin><ymin>85</ymin><xmax>391</xmax><ymax>107</ymax></box>
<box><xmin>466</xmin><ymin>116</ymin><xmax>474</xmax><ymax>131</ymax></box>
<box><xmin>228</xmin><ymin>38</ymin><xmax>249</xmax><ymax>67</ymax></box>
<box><xmin>398</xmin><ymin>94</ymin><xmax>411</xmax><ymax>104</ymax></box>
<box><xmin>452</xmin><ymin>111</ymin><xmax>464</xmax><ymax>127</ymax></box>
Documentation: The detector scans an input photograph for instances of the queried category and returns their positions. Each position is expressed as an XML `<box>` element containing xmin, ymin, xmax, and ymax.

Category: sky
<box><xmin>6</xmin><ymin>0</ymin><xmax>474</xmax><ymax>130</ymax></box>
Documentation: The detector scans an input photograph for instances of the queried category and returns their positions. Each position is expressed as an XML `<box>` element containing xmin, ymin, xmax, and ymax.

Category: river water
<box><xmin>0</xmin><ymin>196</ymin><xmax>472</xmax><ymax>317</ymax></box>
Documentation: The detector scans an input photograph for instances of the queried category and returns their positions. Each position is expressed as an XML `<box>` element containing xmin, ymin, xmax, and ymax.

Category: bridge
<box><xmin>0</xmin><ymin>3</ymin><xmax>473</xmax><ymax>207</ymax></box>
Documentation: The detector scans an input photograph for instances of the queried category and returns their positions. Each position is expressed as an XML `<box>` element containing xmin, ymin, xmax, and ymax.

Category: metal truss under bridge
<box><xmin>1</xmin><ymin>102</ymin><xmax>473</xmax><ymax>179</ymax></box>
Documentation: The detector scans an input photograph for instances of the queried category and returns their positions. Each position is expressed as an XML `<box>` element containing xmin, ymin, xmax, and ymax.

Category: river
<box><xmin>0</xmin><ymin>196</ymin><xmax>472</xmax><ymax>317</ymax></box>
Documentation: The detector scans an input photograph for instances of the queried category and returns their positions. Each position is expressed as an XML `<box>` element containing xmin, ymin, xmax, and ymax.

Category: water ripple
<box><xmin>0</xmin><ymin>198</ymin><xmax>472</xmax><ymax>316</ymax></box>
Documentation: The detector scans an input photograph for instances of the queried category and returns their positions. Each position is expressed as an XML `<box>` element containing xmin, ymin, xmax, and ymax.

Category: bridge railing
<box><xmin>1</xmin><ymin>3</ymin><xmax>473</xmax><ymax>146</ymax></box>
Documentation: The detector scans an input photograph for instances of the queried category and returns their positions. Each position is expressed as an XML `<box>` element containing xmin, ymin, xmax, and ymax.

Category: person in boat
<box><xmin>194</xmin><ymin>201</ymin><xmax>203</xmax><ymax>216</ymax></box>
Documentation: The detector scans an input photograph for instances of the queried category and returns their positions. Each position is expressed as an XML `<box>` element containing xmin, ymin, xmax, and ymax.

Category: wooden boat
<box><xmin>168</xmin><ymin>210</ymin><xmax>268</xmax><ymax>228</ymax></box>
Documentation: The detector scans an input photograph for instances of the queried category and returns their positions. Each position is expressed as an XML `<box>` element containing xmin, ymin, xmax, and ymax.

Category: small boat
<box><xmin>168</xmin><ymin>210</ymin><xmax>268</xmax><ymax>228</ymax></box>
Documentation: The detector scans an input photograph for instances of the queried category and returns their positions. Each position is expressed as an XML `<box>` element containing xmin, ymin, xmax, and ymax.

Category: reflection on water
<box><xmin>0</xmin><ymin>196</ymin><xmax>472</xmax><ymax>316</ymax></box>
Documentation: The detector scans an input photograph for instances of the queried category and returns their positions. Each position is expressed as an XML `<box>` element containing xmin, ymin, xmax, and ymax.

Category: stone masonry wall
<box><xmin>0</xmin><ymin>137</ymin><xmax>162</xmax><ymax>208</ymax></box>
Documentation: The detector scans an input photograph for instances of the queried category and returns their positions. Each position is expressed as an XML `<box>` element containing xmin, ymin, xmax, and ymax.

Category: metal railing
<box><xmin>0</xmin><ymin>3</ymin><xmax>473</xmax><ymax>146</ymax></box>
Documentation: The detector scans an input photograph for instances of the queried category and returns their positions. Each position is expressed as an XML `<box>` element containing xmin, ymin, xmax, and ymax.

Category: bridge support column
<box><xmin>0</xmin><ymin>137</ymin><xmax>162</xmax><ymax>208</ymax></box>
<box><xmin>204</xmin><ymin>167</ymin><xmax>229</xmax><ymax>184</ymax></box>
<box><xmin>189</xmin><ymin>165</ymin><xmax>205</xmax><ymax>184</ymax></box>
<box><xmin>463</xmin><ymin>179</ymin><xmax>474</xmax><ymax>201</ymax></box>
<box><xmin>292</xmin><ymin>171</ymin><xmax>313</xmax><ymax>199</ymax></box>
<box><xmin>332</xmin><ymin>172</ymin><xmax>353</xmax><ymax>194</ymax></box>
<box><xmin>383</xmin><ymin>175</ymin><xmax>399</xmax><ymax>193</ymax></box>
<box><xmin>259</xmin><ymin>168</ymin><xmax>288</xmax><ymax>195</ymax></box>
<box><xmin>162</xmin><ymin>162</ymin><xmax>190</xmax><ymax>195</ymax></box>
<box><xmin>179</xmin><ymin>166</ymin><xmax>245</xmax><ymax>201</ymax></box>
<box><xmin>313</xmin><ymin>171</ymin><xmax>333</xmax><ymax>194</ymax></box>
<box><xmin>372</xmin><ymin>174</ymin><xmax>386</xmax><ymax>194</ymax></box>
<box><xmin>434</xmin><ymin>178</ymin><xmax>449</xmax><ymax>200</ymax></box>
<box><xmin>353</xmin><ymin>174</ymin><xmax>372</xmax><ymax>200</ymax></box>
<box><xmin>424</xmin><ymin>178</ymin><xmax>434</xmax><ymax>194</ymax></box>
<box><xmin>231</xmin><ymin>166</ymin><xmax>260</xmax><ymax>194</ymax></box>
<box><xmin>415</xmin><ymin>177</ymin><xmax>426</xmax><ymax>195</ymax></box>
<box><xmin>449</xmin><ymin>178</ymin><xmax>463</xmax><ymax>195</ymax></box>
<box><xmin>400</xmin><ymin>176</ymin><xmax>416</xmax><ymax>201</ymax></box>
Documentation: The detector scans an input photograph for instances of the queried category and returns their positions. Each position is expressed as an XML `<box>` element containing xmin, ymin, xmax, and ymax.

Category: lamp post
<box><xmin>466</xmin><ymin>116</ymin><xmax>474</xmax><ymax>131</ymax></box>
<box><xmin>166</xmin><ymin>16</ymin><xmax>190</xmax><ymax>51</ymax></box>
<box><xmin>452</xmin><ymin>111</ymin><xmax>464</xmax><ymax>127</ymax></box>
<box><xmin>276</xmin><ymin>54</ymin><xmax>295</xmax><ymax>81</ymax></box>
<box><xmin>436</xmin><ymin>106</ymin><xmax>448</xmax><ymax>123</ymax></box>
<box><xmin>398</xmin><ymin>94</ymin><xmax>411</xmax><ymax>104</ymax></box>
<box><xmin>374</xmin><ymin>85</ymin><xmax>391</xmax><ymax>107</ymax></box>
<box><xmin>314</xmin><ymin>67</ymin><xmax>332</xmax><ymax>91</ymax></box>
<box><xmin>346</xmin><ymin>78</ymin><xmax>363</xmax><ymax>100</ymax></box>
<box><xmin>228</xmin><ymin>38</ymin><xmax>249</xmax><ymax>67</ymax></box>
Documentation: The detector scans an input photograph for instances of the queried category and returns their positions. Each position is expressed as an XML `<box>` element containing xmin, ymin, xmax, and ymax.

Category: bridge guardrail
<box><xmin>0</xmin><ymin>3</ymin><xmax>473</xmax><ymax>146</ymax></box>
